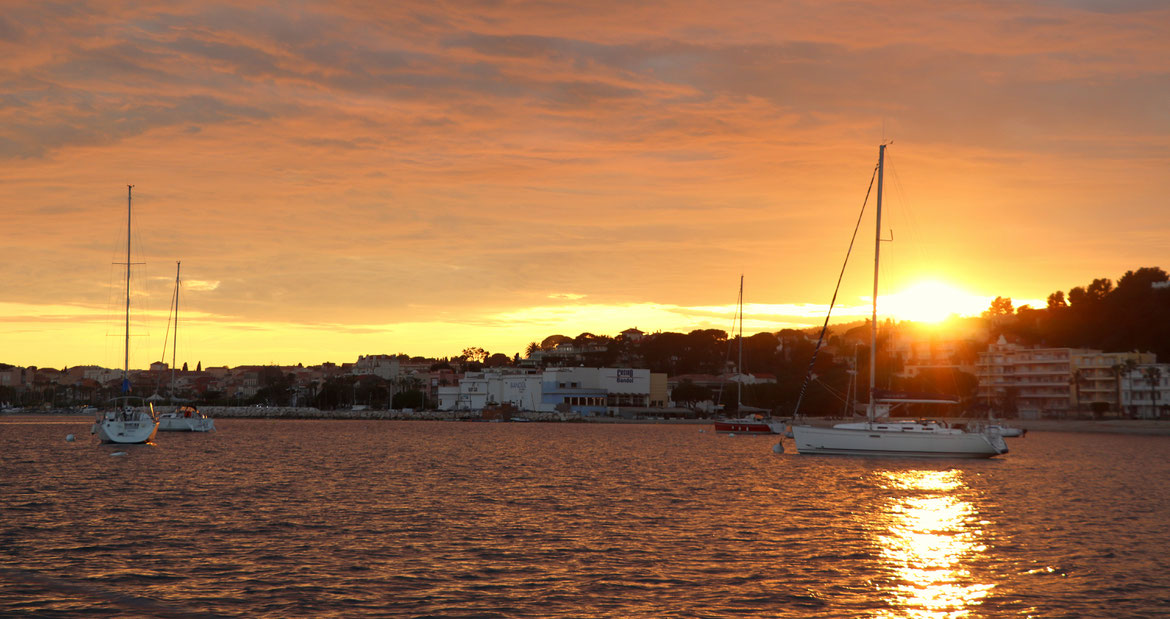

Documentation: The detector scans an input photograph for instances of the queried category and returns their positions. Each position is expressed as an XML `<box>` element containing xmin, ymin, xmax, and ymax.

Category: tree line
<box><xmin>984</xmin><ymin>266</ymin><xmax>1169</xmax><ymax>360</ymax></box>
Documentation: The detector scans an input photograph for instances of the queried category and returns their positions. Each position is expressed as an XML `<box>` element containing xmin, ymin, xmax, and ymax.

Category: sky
<box><xmin>2</xmin><ymin>0</ymin><xmax>1168</xmax><ymax>370</ymax></box>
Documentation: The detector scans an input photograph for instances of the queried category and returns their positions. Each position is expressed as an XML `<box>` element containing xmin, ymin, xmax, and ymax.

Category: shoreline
<box><xmin>6</xmin><ymin>409</ymin><xmax>1170</xmax><ymax>435</ymax></box>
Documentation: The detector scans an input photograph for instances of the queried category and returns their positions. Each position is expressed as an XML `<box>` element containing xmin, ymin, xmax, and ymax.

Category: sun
<box><xmin>882</xmin><ymin>280</ymin><xmax>988</xmax><ymax>324</ymax></box>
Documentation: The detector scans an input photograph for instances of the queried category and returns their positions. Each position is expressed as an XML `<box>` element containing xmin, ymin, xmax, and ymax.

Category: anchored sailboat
<box><xmin>787</xmin><ymin>146</ymin><xmax>1008</xmax><ymax>458</ymax></box>
<box><xmin>156</xmin><ymin>261</ymin><xmax>215</xmax><ymax>433</ymax></box>
<box><xmin>92</xmin><ymin>185</ymin><xmax>159</xmax><ymax>444</ymax></box>
<box><xmin>713</xmin><ymin>275</ymin><xmax>785</xmax><ymax>435</ymax></box>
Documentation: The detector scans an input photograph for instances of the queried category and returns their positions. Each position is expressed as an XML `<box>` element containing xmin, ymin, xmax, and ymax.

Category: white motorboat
<box><xmin>786</xmin><ymin>146</ymin><xmax>1007</xmax><ymax>459</ymax></box>
<box><xmin>92</xmin><ymin>185</ymin><xmax>159</xmax><ymax>444</ymax></box>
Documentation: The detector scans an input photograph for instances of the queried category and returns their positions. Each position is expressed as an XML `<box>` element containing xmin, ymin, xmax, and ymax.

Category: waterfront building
<box><xmin>541</xmin><ymin>367</ymin><xmax>653</xmax><ymax>414</ymax></box>
<box><xmin>649</xmin><ymin>372</ymin><xmax>668</xmax><ymax>408</ymax></box>
<box><xmin>976</xmin><ymin>336</ymin><xmax>1154</xmax><ymax>417</ymax></box>
<box><xmin>436</xmin><ymin>367</ymin><xmax>660</xmax><ymax>416</ymax></box>
<box><xmin>437</xmin><ymin>370</ymin><xmax>543</xmax><ymax>411</ymax></box>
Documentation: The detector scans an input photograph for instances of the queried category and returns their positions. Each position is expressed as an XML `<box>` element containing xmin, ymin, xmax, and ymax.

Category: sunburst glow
<box><xmin>881</xmin><ymin>281</ymin><xmax>991</xmax><ymax>324</ymax></box>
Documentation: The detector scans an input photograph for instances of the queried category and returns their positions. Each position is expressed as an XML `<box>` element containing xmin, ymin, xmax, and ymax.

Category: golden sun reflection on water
<box><xmin>871</xmin><ymin>470</ymin><xmax>994</xmax><ymax>618</ymax></box>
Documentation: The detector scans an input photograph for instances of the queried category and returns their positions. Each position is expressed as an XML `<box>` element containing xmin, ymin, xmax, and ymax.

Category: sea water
<box><xmin>2</xmin><ymin>418</ymin><xmax>1169</xmax><ymax>617</ymax></box>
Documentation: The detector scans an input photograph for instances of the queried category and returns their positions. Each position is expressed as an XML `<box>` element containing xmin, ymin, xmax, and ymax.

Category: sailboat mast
<box><xmin>123</xmin><ymin>185</ymin><xmax>133</xmax><ymax>392</ymax></box>
<box><xmin>737</xmin><ymin>274</ymin><xmax>744</xmax><ymax>409</ymax></box>
<box><xmin>868</xmin><ymin>145</ymin><xmax>885</xmax><ymax>422</ymax></box>
<box><xmin>171</xmin><ymin>261</ymin><xmax>180</xmax><ymax>397</ymax></box>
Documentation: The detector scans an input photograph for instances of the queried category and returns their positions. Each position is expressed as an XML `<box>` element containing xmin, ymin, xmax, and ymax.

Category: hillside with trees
<box><xmin>985</xmin><ymin>266</ymin><xmax>1170</xmax><ymax>359</ymax></box>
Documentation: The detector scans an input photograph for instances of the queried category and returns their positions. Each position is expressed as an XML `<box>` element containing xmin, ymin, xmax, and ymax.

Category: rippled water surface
<box><xmin>3</xmin><ymin>418</ymin><xmax>1170</xmax><ymax>617</ymax></box>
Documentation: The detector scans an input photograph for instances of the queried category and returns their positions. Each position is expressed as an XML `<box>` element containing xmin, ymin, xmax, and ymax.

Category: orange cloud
<box><xmin>1</xmin><ymin>1</ymin><xmax>1167</xmax><ymax>366</ymax></box>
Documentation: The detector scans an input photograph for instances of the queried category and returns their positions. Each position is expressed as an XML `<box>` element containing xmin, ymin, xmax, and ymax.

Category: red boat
<box><xmin>710</xmin><ymin>277</ymin><xmax>787</xmax><ymax>436</ymax></box>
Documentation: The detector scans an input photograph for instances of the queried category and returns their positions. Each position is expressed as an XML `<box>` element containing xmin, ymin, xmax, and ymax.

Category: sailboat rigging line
<box><xmin>714</xmin><ymin>276</ymin><xmax>743</xmax><ymax>409</ymax></box>
<box><xmin>880</xmin><ymin>151</ymin><xmax>927</xmax><ymax>279</ymax></box>
<box><xmin>160</xmin><ymin>278</ymin><xmax>178</xmax><ymax>363</ymax></box>
<box><xmin>791</xmin><ymin>160</ymin><xmax>880</xmax><ymax>418</ymax></box>
<box><xmin>812</xmin><ymin>379</ymin><xmax>848</xmax><ymax>405</ymax></box>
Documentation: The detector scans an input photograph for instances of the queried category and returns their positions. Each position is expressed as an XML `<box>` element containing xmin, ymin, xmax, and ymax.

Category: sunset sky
<box><xmin>2</xmin><ymin>1</ymin><xmax>1167</xmax><ymax>370</ymax></box>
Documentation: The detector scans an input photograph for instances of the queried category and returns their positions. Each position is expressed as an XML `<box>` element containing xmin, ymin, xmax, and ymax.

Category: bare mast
<box><xmin>737</xmin><ymin>274</ymin><xmax>744</xmax><ymax>409</ymax></box>
<box><xmin>868</xmin><ymin>145</ymin><xmax>885</xmax><ymax>423</ymax></box>
<box><xmin>123</xmin><ymin>185</ymin><xmax>133</xmax><ymax>393</ymax></box>
<box><xmin>171</xmin><ymin>261</ymin><xmax>180</xmax><ymax>398</ymax></box>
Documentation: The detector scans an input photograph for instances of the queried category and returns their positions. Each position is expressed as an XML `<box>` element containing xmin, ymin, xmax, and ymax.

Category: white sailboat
<box><xmin>788</xmin><ymin>145</ymin><xmax>1008</xmax><ymax>458</ymax></box>
<box><xmin>156</xmin><ymin>261</ymin><xmax>215</xmax><ymax>433</ymax></box>
<box><xmin>92</xmin><ymin>185</ymin><xmax>159</xmax><ymax>444</ymax></box>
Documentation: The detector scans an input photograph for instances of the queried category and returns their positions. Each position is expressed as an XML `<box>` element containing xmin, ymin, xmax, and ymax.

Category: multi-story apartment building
<box><xmin>976</xmin><ymin>336</ymin><xmax>1154</xmax><ymax>417</ymax></box>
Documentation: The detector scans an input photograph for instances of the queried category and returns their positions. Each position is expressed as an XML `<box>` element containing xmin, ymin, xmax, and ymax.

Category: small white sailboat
<box><xmin>788</xmin><ymin>146</ymin><xmax>1007</xmax><ymax>458</ymax></box>
<box><xmin>156</xmin><ymin>261</ymin><xmax>215</xmax><ymax>433</ymax></box>
<box><xmin>92</xmin><ymin>185</ymin><xmax>159</xmax><ymax>445</ymax></box>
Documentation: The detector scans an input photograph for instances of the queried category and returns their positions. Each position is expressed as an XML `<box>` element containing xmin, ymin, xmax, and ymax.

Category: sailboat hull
<box><xmin>158</xmin><ymin>414</ymin><xmax>215</xmax><ymax>432</ymax></box>
<box><xmin>93</xmin><ymin>412</ymin><xmax>158</xmax><ymax>444</ymax></box>
<box><xmin>790</xmin><ymin>424</ymin><xmax>1007</xmax><ymax>458</ymax></box>
<box><xmin>713</xmin><ymin>420</ymin><xmax>786</xmax><ymax>434</ymax></box>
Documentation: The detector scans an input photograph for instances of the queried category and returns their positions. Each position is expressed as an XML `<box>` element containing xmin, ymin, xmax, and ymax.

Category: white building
<box><xmin>540</xmin><ymin>367</ymin><xmax>654</xmax><ymax>412</ymax></box>
<box><xmin>1119</xmin><ymin>364</ymin><xmax>1170</xmax><ymax>418</ymax></box>
<box><xmin>976</xmin><ymin>336</ymin><xmax>1154</xmax><ymax>417</ymax></box>
<box><xmin>437</xmin><ymin>370</ymin><xmax>543</xmax><ymax>411</ymax></box>
<box><xmin>437</xmin><ymin>367</ymin><xmax>661</xmax><ymax>415</ymax></box>
<box><xmin>353</xmin><ymin>354</ymin><xmax>401</xmax><ymax>380</ymax></box>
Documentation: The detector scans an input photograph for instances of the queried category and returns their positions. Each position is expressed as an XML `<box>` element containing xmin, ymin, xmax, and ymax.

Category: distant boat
<box><xmin>158</xmin><ymin>405</ymin><xmax>215</xmax><ymax>433</ymax></box>
<box><xmin>989</xmin><ymin>424</ymin><xmax>1025</xmax><ymax>438</ymax></box>
<box><xmin>713</xmin><ymin>414</ymin><xmax>785</xmax><ymax>435</ymax></box>
<box><xmin>156</xmin><ymin>261</ymin><xmax>215</xmax><ymax>433</ymax></box>
<box><xmin>787</xmin><ymin>146</ymin><xmax>1007</xmax><ymax>458</ymax></box>
<box><xmin>92</xmin><ymin>185</ymin><xmax>159</xmax><ymax>444</ymax></box>
<box><xmin>713</xmin><ymin>275</ymin><xmax>786</xmax><ymax>435</ymax></box>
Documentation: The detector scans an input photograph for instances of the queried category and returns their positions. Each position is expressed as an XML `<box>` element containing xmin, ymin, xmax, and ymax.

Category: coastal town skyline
<box><xmin>3</xmin><ymin>1</ymin><xmax>1168</xmax><ymax>368</ymax></box>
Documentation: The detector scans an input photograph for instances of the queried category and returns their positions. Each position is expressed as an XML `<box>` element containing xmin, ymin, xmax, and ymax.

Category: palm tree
<box><xmin>1071</xmin><ymin>369</ymin><xmax>1089</xmax><ymax>418</ymax></box>
<box><xmin>1114</xmin><ymin>359</ymin><xmax>1140</xmax><ymax>418</ymax></box>
<box><xmin>1143</xmin><ymin>366</ymin><xmax>1163</xmax><ymax>419</ymax></box>
<box><xmin>1111</xmin><ymin>363</ymin><xmax>1122</xmax><ymax>417</ymax></box>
